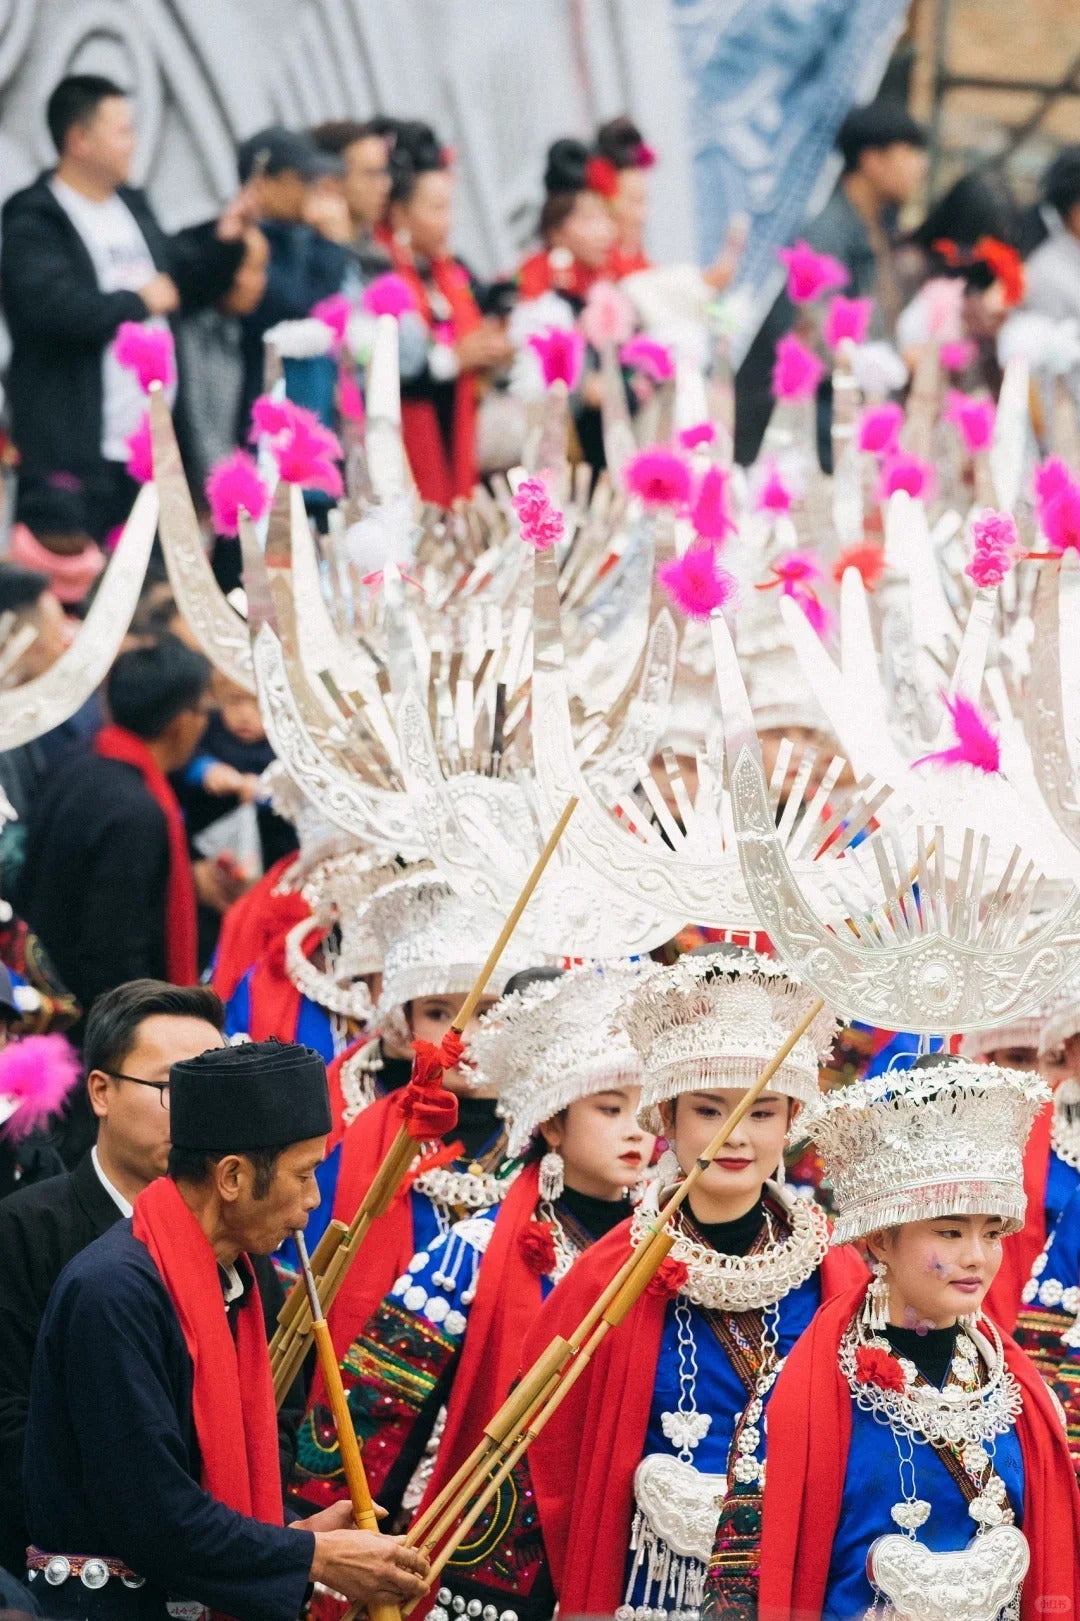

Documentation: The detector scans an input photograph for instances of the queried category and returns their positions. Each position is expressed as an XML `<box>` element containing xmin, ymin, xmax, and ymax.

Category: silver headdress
<box><xmin>1036</xmin><ymin>970</ymin><xmax>1080</xmax><ymax>1056</ymax></box>
<box><xmin>618</xmin><ymin>950</ymin><xmax>839</xmax><ymax>1133</ymax></box>
<box><xmin>801</xmin><ymin>1057</ymin><xmax>1049</xmax><ymax>1244</ymax></box>
<box><xmin>364</xmin><ymin>870</ymin><xmax>542</xmax><ymax>1020</ymax></box>
<box><xmin>281</xmin><ymin>849</ymin><xmax>419</xmax><ymax>1020</ymax></box>
<box><xmin>469</xmin><ymin>963</ymin><xmax>647</xmax><ymax>1158</ymax></box>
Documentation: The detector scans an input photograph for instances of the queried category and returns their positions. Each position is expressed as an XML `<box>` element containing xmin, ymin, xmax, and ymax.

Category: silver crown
<box><xmin>801</xmin><ymin>1058</ymin><xmax>1050</xmax><ymax>1244</ymax></box>
<box><xmin>364</xmin><ymin>871</ymin><xmax>543</xmax><ymax>1019</ymax></box>
<box><xmin>1036</xmin><ymin>970</ymin><xmax>1080</xmax><ymax>1055</ymax></box>
<box><xmin>469</xmin><ymin>963</ymin><xmax>647</xmax><ymax>1158</ymax></box>
<box><xmin>617</xmin><ymin>950</ymin><xmax>839</xmax><ymax>1133</ymax></box>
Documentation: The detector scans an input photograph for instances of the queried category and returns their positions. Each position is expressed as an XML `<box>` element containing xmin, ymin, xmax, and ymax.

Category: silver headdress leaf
<box><xmin>0</xmin><ymin>483</ymin><xmax>157</xmax><ymax>751</ymax></box>
<box><xmin>469</xmin><ymin>962</ymin><xmax>648</xmax><ymax>1158</ymax></box>
<box><xmin>617</xmin><ymin>950</ymin><xmax>839</xmax><ymax>1132</ymax></box>
<box><xmin>1025</xmin><ymin>554</ymin><xmax>1080</xmax><ymax>853</ymax></box>
<box><xmin>801</xmin><ymin>1057</ymin><xmax>1050</xmax><ymax>1243</ymax></box>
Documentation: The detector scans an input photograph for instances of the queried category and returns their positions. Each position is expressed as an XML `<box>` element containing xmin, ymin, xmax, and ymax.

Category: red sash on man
<box><xmin>132</xmin><ymin>1176</ymin><xmax>282</xmax><ymax>1525</ymax></box>
<box><xmin>382</xmin><ymin>236</ymin><xmax>482</xmax><ymax>505</ymax></box>
<box><xmin>756</xmin><ymin>1281</ymin><xmax>1080</xmax><ymax>1621</ymax></box>
<box><xmin>94</xmin><ymin>724</ymin><xmax>197</xmax><ymax>985</ymax></box>
<box><xmin>521</xmin><ymin>1220</ymin><xmax>865</xmax><ymax>1616</ymax></box>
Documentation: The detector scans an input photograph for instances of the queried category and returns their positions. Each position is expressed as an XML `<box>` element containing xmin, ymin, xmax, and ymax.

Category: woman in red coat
<box><xmin>516</xmin><ymin>137</ymin><xmax>617</xmax><ymax>305</ymax></box>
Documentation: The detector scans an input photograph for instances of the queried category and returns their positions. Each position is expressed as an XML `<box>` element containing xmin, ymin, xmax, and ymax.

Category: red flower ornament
<box><xmin>854</xmin><ymin>1344</ymin><xmax>907</xmax><ymax>1393</ymax></box>
<box><xmin>519</xmin><ymin>1220</ymin><xmax>558</xmax><ymax>1277</ymax></box>
<box><xmin>647</xmin><ymin>1257</ymin><xmax>690</xmax><ymax>1298</ymax></box>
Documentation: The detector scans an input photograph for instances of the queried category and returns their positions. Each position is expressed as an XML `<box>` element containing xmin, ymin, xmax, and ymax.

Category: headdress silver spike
<box><xmin>0</xmin><ymin>483</ymin><xmax>158</xmax><ymax>750</ymax></box>
<box><xmin>149</xmin><ymin>385</ymin><xmax>256</xmax><ymax>693</ymax></box>
<box><xmin>710</xmin><ymin>608</ymin><xmax>1080</xmax><ymax>1032</ymax></box>
<box><xmin>1025</xmin><ymin>553</ymin><xmax>1080</xmax><ymax>849</ymax></box>
<box><xmin>365</xmin><ymin>314</ymin><xmax>413</xmax><ymax>503</ymax></box>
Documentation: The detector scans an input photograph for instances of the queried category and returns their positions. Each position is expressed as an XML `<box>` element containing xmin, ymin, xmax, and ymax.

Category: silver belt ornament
<box><xmin>38</xmin><ymin>1556</ymin><xmax>146</xmax><ymax>1591</ymax></box>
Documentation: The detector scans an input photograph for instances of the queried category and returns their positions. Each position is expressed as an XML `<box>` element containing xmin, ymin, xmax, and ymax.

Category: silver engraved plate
<box><xmin>867</xmin><ymin>1525</ymin><xmax>1030</xmax><ymax>1621</ymax></box>
<box><xmin>43</xmin><ymin>1557</ymin><xmax>71</xmax><ymax>1585</ymax></box>
<box><xmin>80</xmin><ymin>1559</ymin><xmax>109</xmax><ymax>1590</ymax></box>
<box><xmin>632</xmin><ymin>1452</ymin><xmax>726</xmax><ymax>1563</ymax></box>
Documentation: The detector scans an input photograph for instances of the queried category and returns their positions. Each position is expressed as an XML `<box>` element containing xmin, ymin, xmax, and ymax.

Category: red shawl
<box><xmin>246</xmin><ymin>917</ymin><xmax>328</xmax><ymax>1043</ymax></box>
<box><xmin>757</xmin><ymin>1282</ymin><xmax>1080</xmax><ymax>1621</ymax></box>
<box><xmin>132</xmin><ymin>1177</ymin><xmax>282</xmax><ymax>1524</ymax></box>
<box><xmin>517</xmin><ymin>249</ymin><xmax>604</xmax><ymax>304</ymax></box>
<box><xmin>605</xmin><ymin>245</ymin><xmax>652</xmax><ymax>280</ymax></box>
<box><xmin>94</xmin><ymin>724</ymin><xmax>197</xmax><ymax>985</ymax></box>
<box><xmin>522</xmin><ymin>1221</ymin><xmax>865</xmax><ymax>1616</ymax></box>
<box><xmin>211</xmin><ymin>855</ymin><xmax>302</xmax><ymax>1002</ymax></box>
<box><xmin>985</xmin><ymin>1098</ymin><xmax>1053</xmax><ymax>1331</ymax></box>
<box><xmin>415</xmin><ymin>1162</ymin><xmax>544</xmax><ymax>1519</ymax></box>
<box><xmin>382</xmin><ymin>233</ymin><xmax>482</xmax><ymax>504</ymax></box>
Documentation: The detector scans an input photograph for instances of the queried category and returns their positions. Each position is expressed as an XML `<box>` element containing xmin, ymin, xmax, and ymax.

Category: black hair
<box><xmin>908</xmin><ymin>172</ymin><xmax>1018</xmax><ymax>259</ymax></box>
<box><xmin>0</xmin><ymin>563</ymin><xmax>49</xmax><ymax>618</ymax></box>
<box><xmin>837</xmin><ymin>101</ymin><xmax>927</xmax><ymax>173</ymax></box>
<box><xmin>543</xmin><ymin>137</ymin><xmax>590</xmax><ymax>196</ymax></box>
<box><xmin>47</xmin><ymin>74</ymin><xmax>127</xmax><ymax>155</ymax></box>
<box><xmin>503</xmin><ymin>965</ymin><xmax>565</xmax><ymax>998</ymax></box>
<box><xmin>596</xmin><ymin>115</ymin><xmax>646</xmax><ymax>171</ymax></box>
<box><xmin>167</xmin><ymin>1144</ymin><xmax>282</xmax><ymax>1200</ymax></box>
<box><xmin>310</xmin><ymin>118</ymin><xmax>387</xmax><ymax>157</ymax></box>
<box><xmin>1043</xmin><ymin>145</ymin><xmax>1080</xmax><ymax>220</ymax></box>
<box><xmin>105</xmin><ymin>631</ymin><xmax>211</xmax><ymax>739</ymax></box>
<box><xmin>84</xmin><ymin>979</ymin><xmax>225</xmax><ymax>1078</ymax></box>
<box><xmin>388</xmin><ymin>120</ymin><xmax>445</xmax><ymax>206</ymax></box>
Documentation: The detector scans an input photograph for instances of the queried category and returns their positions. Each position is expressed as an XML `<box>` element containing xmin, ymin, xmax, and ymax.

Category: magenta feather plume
<box><xmin>624</xmin><ymin>446</ymin><xmax>692</xmax><ymax>509</ymax></box>
<box><xmin>527</xmin><ymin>327</ymin><xmax>586</xmax><ymax>390</ymax></box>
<box><xmin>273</xmin><ymin>414</ymin><xmax>343</xmax><ymax>496</ymax></box>
<box><xmin>512</xmin><ymin>477</ymin><xmax>565</xmax><ymax>550</ymax></box>
<box><xmin>914</xmin><ymin>693</ymin><xmax>1001</xmax><ymax>774</ymax></box>
<box><xmin>579</xmin><ymin>281</ymin><xmax>635</xmax><ymax>348</ymax></box>
<box><xmin>678</xmin><ymin>422</ymin><xmax>716</xmax><ymax>451</ymax></box>
<box><xmin>823</xmin><ymin>295</ymin><xmax>873</xmax><ymax>348</ymax></box>
<box><xmin>0</xmin><ymin>1034</ymin><xmax>81</xmax><ymax>1143</ymax></box>
<box><xmin>249</xmin><ymin>394</ymin><xmax>300</xmax><ymax>441</ymax></box>
<box><xmin>771</xmin><ymin>334</ymin><xmax>825</xmax><ymax>402</ymax></box>
<box><xmin>309</xmin><ymin>293</ymin><xmax>351</xmax><ymax>346</ymax></box>
<box><xmin>205</xmin><ymin>450</ymin><xmax>270</xmax><ymax>536</ymax></box>
<box><xmin>944</xmin><ymin>390</ymin><xmax>995</xmax><ymax>453</ymax></box>
<box><xmin>113</xmin><ymin>321</ymin><xmax>175</xmax><ymax>392</ymax></box>
<box><xmin>777</xmin><ymin>241</ymin><xmax>850</xmax><ymax>304</ymax></box>
<box><xmin>690</xmin><ymin>465</ymin><xmax>734</xmax><ymax>541</ymax></box>
<box><xmin>125</xmin><ymin>413</ymin><xmax>154</xmax><ymax>483</ymax></box>
<box><xmin>856</xmin><ymin>402</ymin><xmax>904</xmax><ymax>457</ymax></box>
<box><xmin>657</xmin><ymin>546</ymin><xmax>738</xmax><ymax>619</ymax></box>
<box><xmin>1034</xmin><ymin>457</ymin><xmax>1080</xmax><ymax>553</ymax></box>
<box><xmin>620</xmin><ymin>336</ymin><xmax>675</xmax><ymax>382</ymax></box>
<box><xmin>361</xmin><ymin>273</ymin><xmax>417</xmax><ymax>318</ymax></box>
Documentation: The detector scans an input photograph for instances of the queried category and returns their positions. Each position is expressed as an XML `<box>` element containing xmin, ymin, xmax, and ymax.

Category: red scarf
<box><xmin>517</xmin><ymin>249</ymin><xmax>605</xmax><ymax>304</ymax></box>
<box><xmin>757</xmin><ymin>1282</ymin><xmax>1080</xmax><ymax>1621</ymax></box>
<box><xmin>210</xmin><ymin>855</ymin><xmax>302</xmax><ymax>1002</ymax></box>
<box><xmin>382</xmin><ymin>232</ymin><xmax>482</xmax><ymax>505</ymax></box>
<box><xmin>985</xmin><ymin>1098</ymin><xmax>1053</xmax><ymax>1331</ymax></box>
<box><xmin>415</xmin><ymin>1162</ymin><xmax>545</xmax><ymax>1521</ymax></box>
<box><xmin>93</xmin><ymin>724</ymin><xmax>197</xmax><ymax>985</ymax></box>
<box><xmin>521</xmin><ymin>1221</ymin><xmax>866</xmax><ymax>1615</ymax></box>
<box><xmin>605</xmin><ymin>244</ymin><xmax>652</xmax><ymax>280</ymax></box>
<box><xmin>132</xmin><ymin>1177</ymin><xmax>283</xmax><ymax>1525</ymax></box>
<box><xmin>246</xmin><ymin>918</ymin><xmax>328</xmax><ymax>1044</ymax></box>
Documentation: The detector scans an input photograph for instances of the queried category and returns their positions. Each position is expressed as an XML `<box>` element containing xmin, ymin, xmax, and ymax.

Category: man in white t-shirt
<box><xmin>1</xmin><ymin>74</ymin><xmax>247</xmax><ymax>558</ymax></box>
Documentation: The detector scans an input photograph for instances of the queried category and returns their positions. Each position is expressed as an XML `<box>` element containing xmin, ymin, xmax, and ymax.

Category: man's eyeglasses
<box><xmin>104</xmin><ymin>1070</ymin><xmax>170</xmax><ymax>1107</ymax></box>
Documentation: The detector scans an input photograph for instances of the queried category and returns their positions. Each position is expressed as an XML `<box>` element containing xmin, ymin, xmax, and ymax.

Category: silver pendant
<box><xmin>867</xmin><ymin>1524</ymin><xmax>1030</xmax><ymax>1621</ymax></box>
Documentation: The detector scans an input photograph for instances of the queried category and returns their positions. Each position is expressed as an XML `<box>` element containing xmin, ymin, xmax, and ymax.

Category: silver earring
<box><xmin>539</xmin><ymin>1149</ymin><xmax>564</xmax><ymax>1203</ymax></box>
<box><xmin>864</xmin><ymin>1259</ymin><xmax>890</xmax><ymax>1333</ymax></box>
<box><xmin>774</xmin><ymin>1155</ymin><xmax>786</xmax><ymax>1187</ymax></box>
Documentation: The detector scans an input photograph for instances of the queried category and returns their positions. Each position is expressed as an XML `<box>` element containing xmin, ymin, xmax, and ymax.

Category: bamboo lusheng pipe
<box><xmin>401</xmin><ymin>993</ymin><xmax>825</xmax><ymax>1586</ymax></box>
<box><xmin>271</xmin><ymin>797</ymin><xmax>579</xmax><ymax>1406</ymax></box>
<box><xmin>295</xmin><ymin>1229</ymin><xmax>402</xmax><ymax>1621</ymax></box>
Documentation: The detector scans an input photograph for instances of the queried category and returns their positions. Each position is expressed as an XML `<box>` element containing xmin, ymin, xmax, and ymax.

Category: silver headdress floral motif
<box><xmin>1035</xmin><ymin>969</ymin><xmax>1080</xmax><ymax>1056</ymax></box>
<box><xmin>364</xmin><ymin>870</ymin><xmax>542</xmax><ymax>1020</ymax></box>
<box><xmin>468</xmin><ymin>963</ymin><xmax>648</xmax><ymax>1158</ymax></box>
<box><xmin>801</xmin><ymin>1057</ymin><xmax>1050</xmax><ymax>1244</ymax></box>
<box><xmin>618</xmin><ymin>950</ymin><xmax>839</xmax><ymax>1132</ymax></box>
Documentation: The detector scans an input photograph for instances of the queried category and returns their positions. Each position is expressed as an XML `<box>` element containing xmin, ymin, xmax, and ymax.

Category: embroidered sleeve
<box><xmin>433</xmin><ymin>1452</ymin><xmax>555</xmax><ymax>1621</ymax></box>
<box><xmin>291</xmin><ymin>1216</ymin><xmax>492</xmax><ymax>1505</ymax></box>
<box><xmin>1014</xmin><ymin>1216</ymin><xmax>1080</xmax><ymax>1479</ymax></box>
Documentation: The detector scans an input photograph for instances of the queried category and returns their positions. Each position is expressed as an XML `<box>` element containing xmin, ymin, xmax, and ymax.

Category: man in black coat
<box><xmin>0</xmin><ymin>74</ymin><xmax>245</xmax><ymax>549</ymax></box>
<box><xmin>0</xmin><ymin>980</ymin><xmax>304</xmax><ymax>1582</ymax></box>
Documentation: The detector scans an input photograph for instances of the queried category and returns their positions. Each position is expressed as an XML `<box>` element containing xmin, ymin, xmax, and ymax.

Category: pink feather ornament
<box><xmin>657</xmin><ymin>546</ymin><xmax>737</xmax><ymax>619</ymax></box>
<box><xmin>914</xmin><ymin>693</ymin><xmax>1001</xmax><ymax>774</ymax></box>
<box><xmin>940</xmin><ymin>339</ymin><xmax>977</xmax><ymax>373</ymax></box>
<box><xmin>338</xmin><ymin>369</ymin><xmax>365</xmax><ymax>424</ymax></box>
<box><xmin>678</xmin><ymin>422</ymin><xmax>716</xmax><ymax>451</ymax></box>
<box><xmin>758</xmin><ymin>550</ymin><xmax>831</xmax><ymax>637</ymax></box>
<box><xmin>511</xmin><ymin>477</ymin><xmax>565</xmax><ymax>550</ymax></box>
<box><xmin>620</xmin><ymin>336</ymin><xmax>675</xmax><ymax>382</ymax></box>
<box><xmin>771</xmin><ymin>334</ymin><xmax>825</xmax><ymax>401</ymax></box>
<box><xmin>205</xmin><ymin>450</ymin><xmax>270</xmax><ymax>536</ymax></box>
<box><xmin>823</xmin><ymin>295</ymin><xmax>874</xmax><ymax>348</ymax></box>
<box><xmin>0</xmin><ymin>1034</ymin><xmax>81</xmax><ymax>1142</ymax></box>
<box><xmin>944</xmin><ymin>390</ymin><xmax>995</xmax><ymax>453</ymax></box>
<box><xmin>113</xmin><ymin>321</ymin><xmax>175</xmax><ymax>392</ymax></box>
<box><xmin>579</xmin><ymin>281</ymin><xmax>636</xmax><ymax>349</ymax></box>
<box><xmin>877</xmin><ymin>451</ymin><xmax>936</xmax><ymax>503</ymax></box>
<box><xmin>125</xmin><ymin>413</ymin><xmax>154</xmax><ymax>483</ymax></box>
<box><xmin>856</xmin><ymin>402</ymin><xmax>904</xmax><ymax>457</ymax></box>
<box><xmin>689</xmin><ymin>466</ymin><xmax>734</xmax><ymax>541</ymax></box>
<box><xmin>273</xmin><ymin>415</ymin><xmax>343</xmax><ymax>496</ymax></box>
<box><xmin>966</xmin><ymin>509</ymin><xmax>1020</xmax><ymax>588</ymax></box>
<box><xmin>309</xmin><ymin>293</ymin><xmax>351</xmax><ymax>346</ymax></box>
<box><xmin>754</xmin><ymin>461</ymin><xmax>794</xmax><ymax>515</ymax></box>
<box><xmin>777</xmin><ymin>241</ymin><xmax>850</xmax><ymax>304</ymax></box>
<box><xmin>1041</xmin><ymin>481</ymin><xmax>1080</xmax><ymax>555</ymax></box>
<box><xmin>250</xmin><ymin>395</ymin><xmax>306</xmax><ymax>442</ymax></box>
<box><xmin>527</xmin><ymin>327</ymin><xmax>586</xmax><ymax>390</ymax></box>
<box><xmin>361</xmin><ymin>273</ymin><xmax>417</xmax><ymax>318</ymax></box>
<box><xmin>624</xmin><ymin>446</ymin><xmax>692</xmax><ymax>509</ymax></box>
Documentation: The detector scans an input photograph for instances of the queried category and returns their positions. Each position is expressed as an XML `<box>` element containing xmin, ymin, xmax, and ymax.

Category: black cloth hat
<box><xmin>169</xmin><ymin>1038</ymin><xmax>331</xmax><ymax>1152</ymax></box>
<box><xmin>237</xmin><ymin>126</ymin><xmax>345</xmax><ymax>183</ymax></box>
